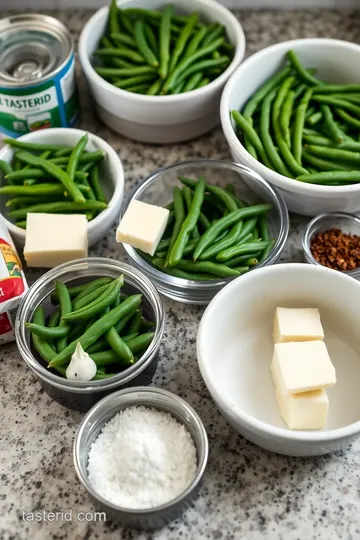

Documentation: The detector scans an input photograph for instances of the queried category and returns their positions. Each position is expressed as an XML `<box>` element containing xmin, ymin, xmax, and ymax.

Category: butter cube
<box><xmin>24</xmin><ymin>213</ymin><xmax>88</xmax><ymax>268</ymax></box>
<box><xmin>276</xmin><ymin>388</ymin><xmax>329</xmax><ymax>430</ymax></box>
<box><xmin>271</xmin><ymin>341</ymin><xmax>336</xmax><ymax>395</ymax></box>
<box><xmin>116</xmin><ymin>200</ymin><xmax>169</xmax><ymax>256</ymax></box>
<box><xmin>273</xmin><ymin>307</ymin><xmax>324</xmax><ymax>344</ymax></box>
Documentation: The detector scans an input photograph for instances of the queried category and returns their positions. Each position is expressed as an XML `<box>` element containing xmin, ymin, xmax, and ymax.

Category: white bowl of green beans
<box><xmin>221</xmin><ymin>38</ymin><xmax>360</xmax><ymax>216</ymax></box>
<box><xmin>78</xmin><ymin>0</ymin><xmax>245</xmax><ymax>144</ymax></box>
<box><xmin>0</xmin><ymin>128</ymin><xmax>124</xmax><ymax>248</ymax></box>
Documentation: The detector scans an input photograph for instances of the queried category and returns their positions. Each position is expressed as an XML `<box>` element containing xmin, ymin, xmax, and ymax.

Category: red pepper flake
<box><xmin>310</xmin><ymin>228</ymin><xmax>360</xmax><ymax>271</ymax></box>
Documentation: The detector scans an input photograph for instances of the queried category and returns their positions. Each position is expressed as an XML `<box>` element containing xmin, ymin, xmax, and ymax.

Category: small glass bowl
<box><xmin>302</xmin><ymin>212</ymin><xmax>360</xmax><ymax>279</ymax></box>
<box><xmin>123</xmin><ymin>159</ymin><xmax>289</xmax><ymax>304</ymax></box>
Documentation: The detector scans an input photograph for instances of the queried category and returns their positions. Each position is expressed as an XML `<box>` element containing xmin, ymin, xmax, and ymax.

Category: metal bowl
<box><xmin>15</xmin><ymin>258</ymin><xmax>165</xmax><ymax>411</ymax></box>
<box><xmin>123</xmin><ymin>159</ymin><xmax>289</xmax><ymax>304</ymax></box>
<box><xmin>73</xmin><ymin>387</ymin><xmax>208</xmax><ymax>530</ymax></box>
<box><xmin>302</xmin><ymin>212</ymin><xmax>360</xmax><ymax>279</ymax></box>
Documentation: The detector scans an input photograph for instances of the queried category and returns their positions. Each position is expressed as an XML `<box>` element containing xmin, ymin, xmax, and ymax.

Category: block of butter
<box><xmin>271</xmin><ymin>340</ymin><xmax>336</xmax><ymax>395</ymax></box>
<box><xmin>276</xmin><ymin>388</ymin><xmax>329</xmax><ymax>430</ymax></box>
<box><xmin>116</xmin><ymin>200</ymin><xmax>170</xmax><ymax>256</ymax></box>
<box><xmin>24</xmin><ymin>213</ymin><xmax>88</xmax><ymax>268</ymax></box>
<box><xmin>273</xmin><ymin>307</ymin><xmax>324</xmax><ymax>344</ymax></box>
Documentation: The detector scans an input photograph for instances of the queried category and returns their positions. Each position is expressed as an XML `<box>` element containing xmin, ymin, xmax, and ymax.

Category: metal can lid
<box><xmin>0</xmin><ymin>14</ymin><xmax>73</xmax><ymax>87</ymax></box>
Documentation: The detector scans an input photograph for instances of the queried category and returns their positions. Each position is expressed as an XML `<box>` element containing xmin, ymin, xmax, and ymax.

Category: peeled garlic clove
<box><xmin>66</xmin><ymin>342</ymin><xmax>97</xmax><ymax>381</ymax></box>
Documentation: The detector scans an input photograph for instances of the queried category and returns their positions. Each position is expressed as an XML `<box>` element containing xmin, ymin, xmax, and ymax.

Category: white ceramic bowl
<box><xmin>79</xmin><ymin>0</ymin><xmax>245</xmax><ymax>144</ymax></box>
<box><xmin>221</xmin><ymin>38</ymin><xmax>360</xmax><ymax>216</ymax></box>
<box><xmin>0</xmin><ymin>128</ymin><xmax>124</xmax><ymax>247</ymax></box>
<box><xmin>197</xmin><ymin>263</ymin><xmax>360</xmax><ymax>456</ymax></box>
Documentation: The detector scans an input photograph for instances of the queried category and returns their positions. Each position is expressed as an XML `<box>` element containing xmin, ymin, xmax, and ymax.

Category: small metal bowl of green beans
<box><xmin>79</xmin><ymin>0</ymin><xmax>245</xmax><ymax>143</ymax></box>
<box><xmin>0</xmin><ymin>128</ymin><xmax>124</xmax><ymax>247</ymax></box>
<box><xmin>15</xmin><ymin>258</ymin><xmax>165</xmax><ymax>412</ymax></box>
<box><xmin>122</xmin><ymin>159</ymin><xmax>289</xmax><ymax>304</ymax></box>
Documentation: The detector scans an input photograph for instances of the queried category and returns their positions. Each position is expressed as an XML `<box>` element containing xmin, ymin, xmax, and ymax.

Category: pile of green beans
<box><xmin>93</xmin><ymin>0</ymin><xmax>234</xmax><ymax>95</ymax></box>
<box><xmin>26</xmin><ymin>276</ymin><xmax>155</xmax><ymax>381</ymax></box>
<box><xmin>0</xmin><ymin>134</ymin><xmax>108</xmax><ymax>229</ymax></box>
<box><xmin>231</xmin><ymin>50</ymin><xmax>360</xmax><ymax>186</ymax></box>
<box><xmin>138</xmin><ymin>177</ymin><xmax>274</xmax><ymax>281</ymax></box>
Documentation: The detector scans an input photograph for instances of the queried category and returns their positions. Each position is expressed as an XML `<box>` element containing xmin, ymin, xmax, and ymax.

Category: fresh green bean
<box><xmin>71</xmin><ymin>277</ymin><xmax>113</xmax><ymax>303</ymax></box>
<box><xmin>259</xmin><ymin>239</ymin><xmax>276</xmax><ymax>262</ymax></box>
<box><xmin>258</xmin><ymin>215</ymin><xmax>270</xmax><ymax>242</ymax></box>
<box><xmin>48</xmin><ymin>309</ymin><xmax>61</xmax><ymax>327</ymax></box>
<box><xmin>168</xmin><ymin>177</ymin><xmax>205</xmax><ymax>266</ymax></box>
<box><xmin>320</xmin><ymin>105</ymin><xmax>343</xmax><ymax>144</ymax></box>
<box><xmin>108</xmin><ymin>0</ymin><xmax>121</xmax><ymax>34</ymax></box>
<box><xmin>3</xmin><ymin>138</ymin><xmax>70</xmax><ymax>152</ymax></box>
<box><xmin>305</xmin><ymin>145</ymin><xmax>360</xmax><ymax>165</ymax></box>
<box><xmin>48</xmin><ymin>294</ymin><xmax>142</xmax><ymax>367</ymax></box>
<box><xmin>0</xmin><ymin>184</ymin><xmax>74</xmax><ymax>196</ymax></box>
<box><xmin>231</xmin><ymin>111</ymin><xmax>265</xmax><ymax>155</ymax></box>
<box><xmin>124</xmin><ymin>332</ymin><xmax>155</xmax><ymax>354</ymax></box>
<box><xmin>193</xmin><ymin>204</ymin><xmax>272</xmax><ymax>260</ymax></box>
<box><xmin>8</xmin><ymin>200</ymin><xmax>107</xmax><ymax>220</ymax></box>
<box><xmin>175</xmin><ymin>260</ymin><xmax>240</xmax><ymax>278</ymax></box>
<box><xmin>312</xmin><ymin>95</ymin><xmax>360</xmax><ymax>116</ymax></box>
<box><xmin>176</xmin><ymin>57</ymin><xmax>229</xmax><ymax>85</ymax></box>
<box><xmin>50</xmin><ymin>150</ymin><xmax>104</xmax><ymax>166</ymax></box>
<box><xmin>226</xmin><ymin>254</ymin><xmax>259</xmax><ymax>267</ymax></box>
<box><xmin>169</xmin><ymin>13</ymin><xmax>198</xmax><ymax>73</ymax></box>
<box><xmin>312</xmin><ymin>84</ymin><xmax>360</xmax><ymax>94</ymax></box>
<box><xmin>66</xmin><ymin>134</ymin><xmax>88</xmax><ymax>184</ymax></box>
<box><xmin>105</xmin><ymin>327</ymin><xmax>134</xmax><ymax>364</ymax></box>
<box><xmin>287</xmin><ymin>50</ymin><xmax>324</xmax><ymax>86</ymax></box>
<box><xmin>217</xmin><ymin>240</ymin><xmax>271</xmax><ymax>262</ymax></box>
<box><xmin>0</xmin><ymin>160</ymin><xmax>13</xmax><ymax>185</ymax></box>
<box><xmin>334</xmin><ymin>108</ymin><xmax>360</xmax><ymax>129</ymax></box>
<box><xmin>30</xmin><ymin>307</ymin><xmax>65</xmax><ymax>376</ymax></box>
<box><xmin>114</xmin><ymin>73</ymin><xmax>155</xmax><ymax>89</ymax></box>
<box><xmin>72</xmin><ymin>284</ymin><xmax>110</xmax><ymax>310</ymax></box>
<box><xmin>147</xmin><ymin>79</ymin><xmax>163</xmax><ymax>95</ymax></box>
<box><xmin>55</xmin><ymin>280</ymin><xmax>73</xmax><ymax>353</ymax></box>
<box><xmin>110</xmin><ymin>32</ymin><xmax>137</xmax><ymax>48</ymax></box>
<box><xmin>62</xmin><ymin>278</ymin><xmax>123</xmax><ymax>322</ymax></box>
<box><xmin>128</xmin><ymin>310</ymin><xmax>142</xmax><ymax>334</ymax></box>
<box><xmin>296</xmin><ymin>171</ymin><xmax>360</xmax><ymax>184</ymax></box>
<box><xmin>134</xmin><ymin>20</ymin><xmax>159</xmax><ymax>67</ymax></box>
<box><xmin>159</xmin><ymin>4</ymin><xmax>173</xmax><ymax>79</ymax></box>
<box><xmin>243</xmin><ymin>67</ymin><xmax>292</xmax><ymax>118</ymax></box>
<box><xmin>95</xmin><ymin>66</ymin><xmax>156</xmax><ymax>78</ymax></box>
<box><xmin>95</xmin><ymin>47</ymin><xmax>145</xmax><ymax>64</ymax></box>
<box><xmin>306</xmin><ymin>111</ymin><xmax>322</xmax><ymax>125</ymax></box>
<box><xmin>184</xmin><ymin>27</ymin><xmax>207</xmax><ymax>57</ymax></box>
<box><xmin>292</xmin><ymin>88</ymin><xmax>312</xmax><ymax>164</ymax></box>
<box><xmin>280</xmin><ymin>90</ymin><xmax>295</xmax><ymax>147</ymax></box>
<box><xmin>89</xmin><ymin>165</ymin><xmax>107</xmax><ymax>204</ymax></box>
<box><xmin>182</xmin><ymin>186</ymin><xmax>200</xmax><ymax>239</ymax></box>
<box><xmin>165</xmin><ymin>186</ymin><xmax>185</xmax><ymax>266</ymax></box>
<box><xmin>144</xmin><ymin>23</ymin><xmax>158</xmax><ymax>56</ymax></box>
<box><xmin>199</xmin><ymin>221</ymin><xmax>243</xmax><ymax>260</ymax></box>
<box><xmin>304</xmin><ymin>133</ymin><xmax>360</xmax><ymax>152</ymax></box>
<box><xmin>14</xmin><ymin>151</ymin><xmax>85</xmax><ymax>203</ymax></box>
<box><xmin>25</xmin><ymin>323</ymin><xmax>69</xmax><ymax>339</ymax></box>
<box><xmin>6</xmin><ymin>168</ymin><xmax>87</xmax><ymax>182</ymax></box>
<box><xmin>179</xmin><ymin>177</ymin><xmax>238</xmax><ymax>213</ymax></box>
<box><xmin>302</xmin><ymin>150</ymin><xmax>352</xmax><ymax>171</ymax></box>
<box><xmin>153</xmin><ymin>257</ymin><xmax>218</xmax><ymax>280</ymax></box>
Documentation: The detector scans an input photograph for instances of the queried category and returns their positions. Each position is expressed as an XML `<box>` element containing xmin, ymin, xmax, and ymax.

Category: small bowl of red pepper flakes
<box><xmin>302</xmin><ymin>212</ymin><xmax>360</xmax><ymax>277</ymax></box>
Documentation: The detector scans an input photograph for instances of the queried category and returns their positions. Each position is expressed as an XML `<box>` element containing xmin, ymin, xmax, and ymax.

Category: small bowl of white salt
<box><xmin>73</xmin><ymin>386</ymin><xmax>208</xmax><ymax>530</ymax></box>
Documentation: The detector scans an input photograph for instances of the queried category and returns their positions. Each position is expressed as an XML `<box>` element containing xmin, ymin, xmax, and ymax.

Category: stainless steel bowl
<box><xmin>15</xmin><ymin>258</ymin><xmax>165</xmax><ymax>411</ymax></box>
<box><xmin>73</xmin><ymin>386</ymin><xmax>208</xmax><ymax>530</ymax></box>
<box><xmin>123</xmin><ymin>159</ymin><xmax>289</xmax><ymax>304</ymax></box>
<box><xmin>302</xmin><ymin>212</ymin><xmax>360</xmax><ymax>279</ymax></box>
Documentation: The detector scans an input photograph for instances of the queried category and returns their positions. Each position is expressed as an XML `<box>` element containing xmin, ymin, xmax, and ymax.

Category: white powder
<box><xmin>87</xmin><ymin>405</ymin><xmax>197</xmax><ymax>509</ymax></box>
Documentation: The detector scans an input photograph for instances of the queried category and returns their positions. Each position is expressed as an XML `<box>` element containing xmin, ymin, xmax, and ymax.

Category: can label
<box><xmin>0</xmin><ymin>53</ymin><xmax>79</xmax><ymax>137</ymax></box>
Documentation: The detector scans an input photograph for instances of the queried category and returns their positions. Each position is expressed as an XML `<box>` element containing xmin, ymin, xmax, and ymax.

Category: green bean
<box><xmin>6</xmin><ymin>169</ymin><xmax>87</xmax><ymax>182</ymax></box>
<box><xmin>72</xmin><ymin>277</ymin><xmax>113</xmax><ymax>303</ymax></box>
<box><xmin>226</xmin><ymin>254</ymin><xmax>259</xmax><ymax>267</ymax></box>
<box><xmin>169</xmin><ymin>13</ymin><xmax>198</xmax><ymax>73</ymax></box>
<box><xmin>72</xmin><ymin>284</ymin><xmax>110</xmax><ymax>311</ymax></box>
<box><xmin>105</xmin><ymin>327</ymin><xmax>134</xmax><ymax>364</ymax></box>
<box><xmin>306</xmin><ymin>111</ymin><xmax>322</xmax><ymax>125</ymax></box>
<box><xmin>140</xmin><ymin>316</ymin><xmax>155</xmax><ymax>331</ymax></box>
<box><xmin>110</xmin><ymin>32</ymin><xmax>137</xmax><ymax>48</ymax></box>
<box><xmin>179</xmin><ymin>177</ymin><xmax>238</xmax><ymax>213</ymax></box>
<box><xmin>30</xmin><ymin>307</ymin><xmax>65</xmax><ymax>376</ymax></box>
<box><xmin>144</xmin><ymin>23</ymin><xmax>157</xmax><ymax>56</ymax></box>
<box><xmin>63</xmin><ymin>278</ymin><xmax>123</xmax><ymax>322</ymax></box>
<box><xmin>95</xmin><ymin>66</ymin><xmax>155</xmax><ymax>78</ymax></box>
<box><xmin>89</xmin><ymin>165</ymin><xmax>107</xmax><ymax>204</ymax></box>
<box><xmin>198</xmin><ymin>77</ymin><xmax>210</xmax><ymax>89</ymax></box>
<box><xmin>199</xmin><ymin>221</ymin><xmax>243</xmax><ymax>260</ymax></box>
<box><xmin>3</xmin><ymin>138</ymin><xmax>70</xmax><ymax>152</ymax></box>
<box><xmin>0</xmin><ymin>184</ymin><xmax>73</xmax><ymax>196</ymax></box>
<box><xmin>296</xmin><ymin>171</ymin><xmax>360</xmax><ymax>184</ymax></box>
<box><xmin>50</xmin><ymin>151</ymin><xmax>104</xmax><ymax>166</ymax></box>
<box><xmin>312</xmin><ymin>84</ymin><xmax>360</xmax><ymax>94</ymax></box>
<box><xmin>175</xmin><ymin>259</ymin><xmax>240</xmax><ymax>278</ymax></box>
<box><xmin>193</xmin><ymin>204</ymin><xmax>272</xmax><ymax>260</ymax></box>
<box><xmin>334</xmin><ymin>108</ymin><xmax>360</xmax><ymax>129</ymax></box>
<box><xmin>95</xmin><ymin>47</ymin><xmax>145</xmax><ymax>64</ymax></box>
<box><xmin>48</xmin><ymin>309</ymin><xmax>60</xmax><ymax>327</ymax></box>
<box><xmin>182</xmin><ymin>72</ymin><xmax>203</xmax><ymax>93</ymax></box>
<box><xmin>100</xmin><ymin>36</ymin><xmax>114</xmax><ymax>49</ymax></box>
<box><xmin>182</xmin><ymin>186</ymin><xmax>200</xmax><ymax>239</ymax></box>
<box><xmin>114</xmin><ymin>73</ymin><xmax>155</xmax><ymax>89</ymax></box>
<box><xmin>258</xmin><ymin>215</ymin><xmax>270</xmax><ymax>242</ymax></box>
<box><xmin>287</xmin><ymin>50</ymin><xmax>324</xmax><ymax>86</ymax></box>
<box><xmin>0</xmin><ymin>160</ymin><xmax>13</xmax><ymax>185</ymax></box>
<box><xmin>231</xmin><ymin>111</ymin><xmax>265</xmax><ymax>155</ymax></box>
<box><xmin>125</xmin><ymin>332</ymin><xmax>155</xmax><ymax>354</ymax></box>
<box><xmin>25</xmin><ymin>323</ymin><xmax>69</xmax><ymax>339</ymax></box>
<box><xmin>202</xmin><ymin>24</ymin><xmax>224</xmax><ymax>48</ymax></box>
<box><xmin>49</xmin><ymin>294</ymin><xmax>142</xmax><ymax>368</ymax></box>
<box><xmin>243</xmin><ymin>67</ymin><xmax>292</xmax><ymax>118</ymax></box>
<box><xmin>159</xmin><ymin>4</ymin><xmax>173</xmax><ymax>79</ymax></box>
<box><xmin>312</xmin><ymin>95</ymin><xmax>360</xmax><ymax>116</ymax></box>
<box><xmin>147</xmin><ymin>79</ymin><xmax>163</xmax><ymax>95</ymax></box>
<box><xmin>55</xmin><ymin>280</ymin><xmax>73</xmax><ymax>353</ymax></box>
<box><xmin>280</xmin><ymin>90</ymin><xmax>295</xmax><ymax>147</ymax></box>
<box><xmin>165</xmin><ymin>186</ymin><xmax>185</xmax><ymax>266</ymax></box>
<box><xmin>168</xmin><ymin>177</ymin><xmax>205</xmax><ymax>266</ymax></box>
<box><xmin>198</xmin><ymin>212</ymin><xmax>210</xmax><ymax>231</ymax></box>
<box><xmin>176</xmin><ymin>57</ymin><xmax>229</xmax><ymax>85</ymax></box>
<box><xmin>134</xmin><ymin>20</ymin><xmax>159</xmax><ymax>67</ymax></box>
<box><xmin>185</xmin><ymin>27</ymin><xmax>207</xmax><ymax>57</ymax></box>
<box><xmin>305</xmin><ymin>145</ymin><xmax>360</xmax><ymax>165</ymax></box>
<box><xmin>320</xmin><ymin>105</ymin><xmax>343</xmax><ymax>144</ymax></box>
<box><xmin>86</xmin><ymin>338</ymin><xmax>108</xmax><ymax>355</ymax></box>
<box><xmin>292</xmin><ymin>88</ymin><xmax>312</xmax><ymax>164</ymax></box>
<box><xmin>66</xmin><ymin>134</ymin><xmax>88</xmax><ymax>184</ymax></box>
<box><xmin>114</xmin><ymin>306</ymin><xmax>139</xmax><ymax>334</ymax></box>
<box><xmin>171</xmin><ymin>79</ymin><xmax>185</xmax><ymax>94</ymax></box>
<box><xmin>162</xmin><ymin>37</ymin><xmax>224</xmax><ymax>94</ymax></box>
<box><xmin>112</xmin><ymin>58</ymin><xmax>136</xmax><ymax>69</ymax></box>
<box><xmin>128</xmin><ymin>310</ymin><xmax>142</xmax><ymax>334</ymax></box>
<box><xmin>153</xmin><ymin>258</ymin><xmax>218</xmax><ymax>280</ymax></box>
<box><xmin>260</xmin><ymin>90</ymin><xmax>292</xmax><ymax>177</ymax></box>
<box><xmin>217</xmin><ymin>240</ymin><xmax>271</xmax><ymax>262</ymax></box>
<box><xmin>108</xmin><ymin>0</ymin><xmax>121</xmax><ymax>34</ymax></box>
<box><xmin>259</xmin><ymin>239</ymin><xmax>276</xmax><ymax>262</ymax></box>
<box><xmin>14</xmin><ymin>151</ymin><xmax>85</xmax><ymax>203</ymax></box>
<box><xmin>304</xmin><ymin>134</ymin><xmax>360</xmax><ymax>152</ymax></box>
<box><xmin>8</xmin><ymin>200</ymin><xmax>107</xmax><ymax>220</ymax></box>
<box><xmin>302</xmin><ymin>150</ymin><xmax>352</xmax><ymax>171</ymax></box>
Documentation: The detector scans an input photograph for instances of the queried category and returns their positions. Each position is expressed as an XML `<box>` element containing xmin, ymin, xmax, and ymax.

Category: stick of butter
<box><xmin>271</xmin><ymin>340</ymin><xmax>336</xmax><ymax>395</ymax></box>
<box><xmin>275</xmin><ymin>388</ymin><xmax>329</xmax><ymax>430</ymax></box>
<box><xmin>24</xmin><ymin>213</ymin><xmax>88</xmax><ymax>268</ymax></box>
<box><xmin>116</xmin><ymin>200</ymin><xmax>169</xmax><ymax>256</ymax></box>
<box><xmin>273</xmin><ymin>307</ymin><xmax>324</xmax><ymax>343</ymax></box>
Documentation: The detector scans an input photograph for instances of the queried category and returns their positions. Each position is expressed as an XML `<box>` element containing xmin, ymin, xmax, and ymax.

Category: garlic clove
<box><xmin>66</xmin><ymin>342</ymin><xmax>97</xmax><ymax>382</ymax></box>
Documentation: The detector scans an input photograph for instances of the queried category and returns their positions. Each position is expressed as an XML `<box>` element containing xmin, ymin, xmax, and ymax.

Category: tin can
<box><xmin>0</xmin><ymin>14</ymin><xmax>79</xmax><ymax>138</ymax></box>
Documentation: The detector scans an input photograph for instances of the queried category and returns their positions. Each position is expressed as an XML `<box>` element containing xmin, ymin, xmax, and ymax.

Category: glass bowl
<box><xmin>302</xmin><ymin>212</ymin><xmax>360</xmax><ymax>280</ymax></box>
<box><xmin>15</xmin><ymin>258</ymin><xmax>165</xmax><ymax>411</ymax></box>
<box><xmin>123</xmin><ymin>160</ymin><xmax>289</xmax><ymax>304</ymax></box>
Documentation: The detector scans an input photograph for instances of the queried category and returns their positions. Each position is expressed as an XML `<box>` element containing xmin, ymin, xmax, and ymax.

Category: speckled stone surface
<box><xmin>1</xmin><ymin>8</ymin><xmax>360</xmax><ymax>540</ymax></box>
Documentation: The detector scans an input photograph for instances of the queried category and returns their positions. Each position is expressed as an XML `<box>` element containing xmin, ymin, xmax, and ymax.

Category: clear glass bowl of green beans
<box><xmin>123</xmin><ymin>160</ymin><xmax>289</xmax><ymax>304</ymax></box>
<box><xmin>15</xmin><ymin>258</ymin><xmax>165</xmax><ymax>411</ymax></box>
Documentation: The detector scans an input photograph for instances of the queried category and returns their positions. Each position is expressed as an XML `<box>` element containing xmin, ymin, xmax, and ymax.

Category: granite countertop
<box><xmin>1</xmin><ymin>8</ymin><xmax>360</xmax><ymax>540</ymax></box>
